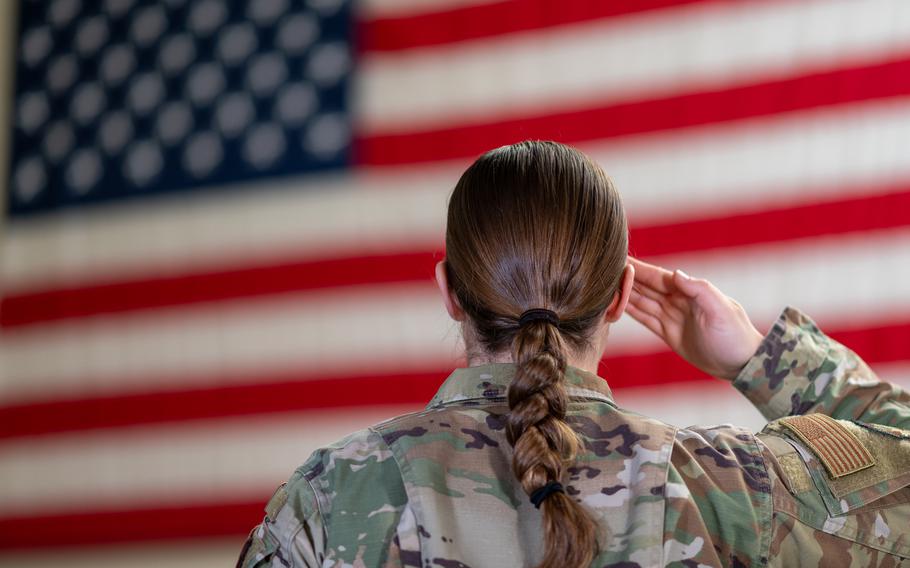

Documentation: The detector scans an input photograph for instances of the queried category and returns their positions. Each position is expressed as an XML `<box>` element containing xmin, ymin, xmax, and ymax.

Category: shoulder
<box><xmin>299</xmin><ymin>426</ymin><xmax>395</xmax><ymax>490</ymax></box>
<box><xmin>296</xmin><ymin>425</ymin><xmax>409</xmax><ymax>524</ymax></box>
<box><xmin>757</xmin><ymin>415</ymin><xmax>910</xmax><ymax>564</ymax></box>
<box><xmin>239</xmin><ymin>424</ymin><xmax>415</xmax><ymax>568</ymax></box>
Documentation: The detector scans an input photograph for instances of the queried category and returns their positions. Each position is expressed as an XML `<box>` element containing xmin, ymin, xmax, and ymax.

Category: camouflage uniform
<box><xmin>238</xmin><ymin>307</ymin><xmax>910</xmax><ymax>567</ymax></box>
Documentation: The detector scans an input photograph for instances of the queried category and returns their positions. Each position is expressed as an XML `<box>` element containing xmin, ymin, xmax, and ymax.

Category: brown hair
<box><xmin>444</xmin><ymin>141</ymin><xmax>628</xmax><ymax>568</ymax></box>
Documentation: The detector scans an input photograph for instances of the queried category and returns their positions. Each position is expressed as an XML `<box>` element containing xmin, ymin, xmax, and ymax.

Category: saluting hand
<box><xmin>624</xmin><ymin>257</ymin><xmax>765</xmax><ymax>381</ymax></box>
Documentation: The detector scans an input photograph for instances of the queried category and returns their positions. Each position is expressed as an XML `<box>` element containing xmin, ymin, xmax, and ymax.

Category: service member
<box><xmin>239</xmin><ymin>141</ymin><xmax>910</xmax><ymax>567</ymax></box>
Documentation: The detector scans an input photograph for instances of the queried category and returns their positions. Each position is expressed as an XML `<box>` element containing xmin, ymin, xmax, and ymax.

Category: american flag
<box><xmin>3</xmin><ymin>0</ymin><xmax>910</xmax><ymax>565</ymax></box>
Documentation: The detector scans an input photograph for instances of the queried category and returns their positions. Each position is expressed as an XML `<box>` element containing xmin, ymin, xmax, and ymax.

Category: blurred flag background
<box><xmin>3</xmin><ymin>0</ymin><xmax>910</xmax><ymax>565</ymax></box>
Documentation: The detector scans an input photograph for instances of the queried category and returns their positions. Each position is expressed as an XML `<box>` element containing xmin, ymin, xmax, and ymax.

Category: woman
<box><xmin>238</xmin><ymin>141</ymin><xmax>910</xmax><ymax>567</ymax></box>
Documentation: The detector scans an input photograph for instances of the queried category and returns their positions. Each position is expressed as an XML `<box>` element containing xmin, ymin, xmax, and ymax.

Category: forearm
<box><xmin>732</xmin><ymin>306</ymin><xmax>910</xmax><ymax>427</ymax></box>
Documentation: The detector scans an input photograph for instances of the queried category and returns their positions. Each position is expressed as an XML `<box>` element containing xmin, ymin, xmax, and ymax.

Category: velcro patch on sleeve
<box><xmin>777</xmin><ymin>453</ymin><xmax>814</xmax><ymax>494</ymax></box>
<box><xmin>779</xmin><ymin>414</ymin><xmax>874</xmax><ymax>478</ymax></box>
<box><xmin>265</xmin><ymin>483</ymin><xmax>288</xmax><ymax>520</ymax></box>
<box><xmin>855</xmin><ymin>421</ymin><xmax>910</xmax><ymax>440</ymax></box>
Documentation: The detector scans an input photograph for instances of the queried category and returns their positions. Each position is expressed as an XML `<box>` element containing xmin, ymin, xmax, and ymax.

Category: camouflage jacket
<box><xmin>238</xmin><ymin>307</ymin><xmax>910</xmax><ymax>567</ymax></box>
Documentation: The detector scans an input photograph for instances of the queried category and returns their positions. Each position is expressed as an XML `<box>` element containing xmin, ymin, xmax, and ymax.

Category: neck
<box><xmin>460</xmin><ymin>318</ymin><xmax>613</xmax><ymax>375</ymax></box>
<box><xmin>465</xmin><ymin>352</ymin><xmax>604</xmax><ymax>375</ymax></box>
<box><xmin>464</xmin><ymin>331</ymin><xmax>609</xmax><ymax>375</ymax></box>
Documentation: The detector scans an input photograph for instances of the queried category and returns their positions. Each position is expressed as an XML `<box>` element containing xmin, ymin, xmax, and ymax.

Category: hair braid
<box><xmin>445</xmin><ymin>141</ymin><xmax>627</xmax><ymax>567</ymax></box>
<box><xmin>507</xmin><ymin>319</ymin><xmax>599</xmax><ymax>568</ymax></box>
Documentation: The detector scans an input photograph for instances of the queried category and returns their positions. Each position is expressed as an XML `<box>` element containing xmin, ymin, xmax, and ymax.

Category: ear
<box><xmin>604</xmin><ymin>262</ymin><xmax>635</xmax><ymax>323</ymax></box>
<box><xmin>435</xmin><ymin>259</ymin><xmax>466</xmax><ymax>322</ymax></box>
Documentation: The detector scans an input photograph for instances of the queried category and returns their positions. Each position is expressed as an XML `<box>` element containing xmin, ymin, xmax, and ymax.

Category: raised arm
<box><xmin>625</xmin><ymin>257</ymin><xmax>910</xmax><ymax>427</ymax></box>
<box><xmin>629</xmin><ymin>258</ymin><xmax>910</xmax><ymax>566</ymax></box>
<box><xmin>732</xmin><ymin>306</ymin><xmax>910</xmax><ymax>427</ymax></box>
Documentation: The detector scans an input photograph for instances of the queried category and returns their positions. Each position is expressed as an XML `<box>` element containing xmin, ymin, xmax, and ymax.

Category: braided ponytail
<box><xmin>506</xmin><ymin>319</ymin><xmax>598</xmax><ymax>568</ymax></box>
<box><xmin>444</xmin><ymin>141</ymin><xmax>628</xmax><ymax>568</ymax></box>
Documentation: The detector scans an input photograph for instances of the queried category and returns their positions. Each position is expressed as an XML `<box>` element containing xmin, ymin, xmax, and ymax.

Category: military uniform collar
<box><xmin>427</xmin><ymin>362</ymin><xmax>616</xmax><ymax>409</ymax></box>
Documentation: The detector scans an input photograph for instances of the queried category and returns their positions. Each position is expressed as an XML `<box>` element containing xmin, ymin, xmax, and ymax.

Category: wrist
<box><xmin>720</xmin><ymin>327</ymin><xmax>765</xmax><ymax>381</ymax></box>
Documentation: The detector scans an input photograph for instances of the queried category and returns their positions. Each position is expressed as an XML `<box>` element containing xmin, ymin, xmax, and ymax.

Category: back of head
<box><xmin>444</xmin><ymin>141</ymin><xmax>628</xmax><ymax>568</ymax></box>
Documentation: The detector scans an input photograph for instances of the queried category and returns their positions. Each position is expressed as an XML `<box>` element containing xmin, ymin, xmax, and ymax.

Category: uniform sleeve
<box><xmin>237</xmin><ymin>471</ymin><xmax>326</xmax><ymax>568</ymax></box>
<box><xmin>664</xmin><ymin>307</ymin><xmax>910</xmax><ymax>566</ymax></box>
<box><xmin>732</xmin><ymin>306</ymin><xmax>910</xmax><ymax>427</ymax></box>
<box><xmin>726</xmin><ymin>307</ymin><xmax>910</xmax><ymax>565</ymax></box>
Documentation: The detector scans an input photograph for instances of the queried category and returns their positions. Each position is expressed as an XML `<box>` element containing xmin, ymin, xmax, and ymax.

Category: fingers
<box><xmin>629</xmin><ymin>286</ymin><xmax>663</xmax><ymax>317</ymax></box>
<box><xmin>631</xmin><ymin>283</ymin><xmax>687</xmax><ymax>321</ymax></box>
<box><xmin>625</xmin><ymin>299</ymin><xmax>666</xmax><ymax>340</ymax></box>
<box><xmin>628</xmin><ymin>282</ymin><xmax>687</xmax><ymax>336</ymax></box>
<box><xmin>629</xmin><ymin>257</ymin><xmax>676</xmax><ymax>294</ymax></box>
<box><xmin>631</xmin><ymin>256</ymin><xmax>707</xmax><ymax>302</ymax></box>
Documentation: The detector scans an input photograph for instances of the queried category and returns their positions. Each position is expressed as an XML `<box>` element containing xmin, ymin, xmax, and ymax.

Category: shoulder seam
<box><xmin>302</xmin><ymin>473</ymin><xmax>324</xmax><ymax>524</ymax></box>
<box><xmin>370</xmin><ymin>407</ymin><xmax>438</xmax><ymax>431</ymax></box>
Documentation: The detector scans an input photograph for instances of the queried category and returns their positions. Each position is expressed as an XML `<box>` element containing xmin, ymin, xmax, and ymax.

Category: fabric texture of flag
<box><xmin>3</xmin><ymin>0</ymin><xmax>910</xmax><ymax>565</ymax></box>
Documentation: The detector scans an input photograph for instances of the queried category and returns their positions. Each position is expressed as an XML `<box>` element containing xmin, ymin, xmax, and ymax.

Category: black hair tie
<box><xmin>518</xmin><ymin>308</ymin><xmax>560</xmax><ymax>328</ymax></box>
<box><xmin>529</xmin><ymin>481</ymin><xmax>565</xmax><ymax>508</ymax></box>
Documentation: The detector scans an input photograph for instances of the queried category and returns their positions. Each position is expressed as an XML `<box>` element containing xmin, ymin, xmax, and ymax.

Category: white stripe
<box><xmin>359</xmin><ymin>0</ymin><xmax>500</xmax><ymax>19</ymax></box>
<box><xmin>0</xmin><ymin>283</ymin><xmax>460</xmax><ymax>404</ymax></box>
<box><xmin>591</xmin><ymin>99</ymin><xmax>910</xmax><ymax>221</ymax></box>
<box><xmin>0</xmin><ymin>405</ymin><xmax>420</xmax><ymax>516</ymax></box>
<box><xmin>5</xmin><ymin>229</ymin><xmax>910</xmax><ymax>403</ymax></box>
<box><xmin>873</xmin><ymin>361</ymin><xmax>910</xmax><ymax>383</ymax></box>
<box><xmin>4</xmin><ymin>375</ymin><xmax>909</xmax><ymax>518</ymax></box>
<box><xmin>664</xmin><ymin>228</ymin><xmax>910</xmax><ymax>327</ymax></box>
<box><xmin>357</xmin><ymin>0</ymin><xmax>910</xmax><ymax>132</ymax></box>
<box><xmin>7</xmin><ymin>98</ymin><xmax>910</xmax><ymax>290</ymax></box>
<box><xmin>1</xmin><ymin>169</ymin><xmax>452</xmax><ymax>290</ymax></box>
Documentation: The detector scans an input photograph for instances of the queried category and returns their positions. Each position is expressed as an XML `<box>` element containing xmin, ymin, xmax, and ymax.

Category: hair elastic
<box><xmin>518</xmin><ymin>308</ymin><xmax>560</xmax><ymax>328</ymax></box>
<box><xmin>529</xmin><ymin>481</ymin><xmax>565</xmax><ymax>508</ymax></box>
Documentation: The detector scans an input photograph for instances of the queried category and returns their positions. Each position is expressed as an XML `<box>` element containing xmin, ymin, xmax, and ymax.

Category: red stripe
<box><xmin>359</xmin><ymin>0</ymin><xmax>714</xmax><ymax>52</ymax></box>
<box><xmin>0</xmin><ymin>356</ymin><xmax>709</xmax><ymax>440</ymax></box>
<box><xmin>354</xmin><ymin>56</ymin><xmax>910</xmax><ymax>166</ymax></box>
<box><xmin>4</xmin><ymin>185</ymin><xmax>910</xmax><ymax>328</ymax></box>
<box><xmin>628</xmin><ymin>185</ymin><xmax>910</xmax><ymax>258</ymax></box>
<box><xmin>0</xmin><ymin>250</ymin><xmax>440</xmax><ymax>328</ymax></box>
<box><xmin>0</xmin><ymin>498</ymin><xmax>266</xmax><ymax>550</ymax></box>
<box><xmin>3</xmin><ymin>317</ymin><xmax>909</xmax><ymax>439</ymax></box>
<box><xmin>0</xmin><ymin>367</ymin><xmax>448</xmax><ymax>440</ymax></box>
